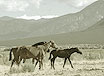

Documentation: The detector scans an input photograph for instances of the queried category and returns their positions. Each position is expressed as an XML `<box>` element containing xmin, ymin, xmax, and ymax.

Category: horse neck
<box><xmin>68</xmin><ymin>49</ymin><xmax>76</xmax><ymax>55</ymax></box>
<box><xmin>43</xmin><ymin>42</ymin><xmax>50</xmax><ymax>52</ymax></box>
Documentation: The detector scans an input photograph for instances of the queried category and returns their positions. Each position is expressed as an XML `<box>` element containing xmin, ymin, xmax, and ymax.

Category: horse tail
<box><xmin>9</xmin><ymin>48</ymin><xmax>13</xmax><ymax>61</ymax></box>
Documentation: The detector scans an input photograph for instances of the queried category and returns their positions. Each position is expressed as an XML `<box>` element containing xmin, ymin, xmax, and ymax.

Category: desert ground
<box><xmin>0</xmin><ymin>44</ymin><xmax>104</xmax><ymax>76</ymax></box>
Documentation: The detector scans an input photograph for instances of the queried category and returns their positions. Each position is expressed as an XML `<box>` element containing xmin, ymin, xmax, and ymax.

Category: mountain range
<box><xmin>0</xmin><ymin>0</ymin><xmax>104</xmax><ymax>46</ymax></box>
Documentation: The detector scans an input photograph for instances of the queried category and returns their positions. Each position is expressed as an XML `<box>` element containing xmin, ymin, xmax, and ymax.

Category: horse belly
<box><xmin>29</xmin><ymin>47</ymin><xmax>40</xmax><ymax>56</ymax></box>
<box><xmin>58</xmin><ymin>54</ymin><xmax>68</xmax><ymax>58</ymax></box>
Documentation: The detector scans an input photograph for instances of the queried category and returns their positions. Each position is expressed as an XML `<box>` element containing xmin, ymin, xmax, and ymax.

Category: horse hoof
<box><xmin>72</xmin><ymin>67</ymin><xmax>74</xmax><ymax>69</ymax></box>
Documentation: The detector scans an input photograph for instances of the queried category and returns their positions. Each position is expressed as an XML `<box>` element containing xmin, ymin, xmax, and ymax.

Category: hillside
<box><xmin>0</xmin><ymin>18</ymin><xmax>104</xmax><ymax>46</ymax></box>
<box><xmin>85</xmin><ymin>18</ymin><xmax>104</xmax><ymax>31</ymax></box>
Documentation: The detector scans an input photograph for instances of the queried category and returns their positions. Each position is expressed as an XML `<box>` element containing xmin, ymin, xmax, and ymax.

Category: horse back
<box><xmin>28</xmin><ymin>47</ymin><xmax>44</xmax><ymax>57</ymax></box>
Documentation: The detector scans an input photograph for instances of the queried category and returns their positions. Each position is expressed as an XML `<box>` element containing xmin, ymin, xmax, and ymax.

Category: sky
<box><xmin>0</xmin><ymin>0</ymin><xmax>97</xmax><ymax>20</ymax></box>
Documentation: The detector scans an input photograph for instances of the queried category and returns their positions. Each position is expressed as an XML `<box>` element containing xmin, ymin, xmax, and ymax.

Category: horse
<box><xmin>48</xmin><ymin>47</ymin><xmax>82</xmax><ymax>69</ymax></box>
<box><xmin>9</xmin><ymin>40</ymin><xmax>57</xmax><ymax>69</ymax></box>
<box><xmin>23</xmin><ymin>41</ymin><xmax>47</xmax><ymax>63</ymax></box>
<box><xmin>9</xmin><ymin>41</ymin><xmax>50</xmax><ymax>68</ymax></box>
<box><xmin>9</xmin><ymin>46</ymin><xmax>41</xmax><ymax>68</ymax></box>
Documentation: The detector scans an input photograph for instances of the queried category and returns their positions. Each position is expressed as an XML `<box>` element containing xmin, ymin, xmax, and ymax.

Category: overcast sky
<box><xmin>0</xmin><ymin>0</ymin><xmax>97</xmax><ymax>19</ymax></box>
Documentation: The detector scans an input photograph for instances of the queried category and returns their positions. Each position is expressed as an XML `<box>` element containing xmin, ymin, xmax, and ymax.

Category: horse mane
<box><xmin>32</xmin><ymin>41</ymin><xmax>47</xmax><ymax>47</ymax></box>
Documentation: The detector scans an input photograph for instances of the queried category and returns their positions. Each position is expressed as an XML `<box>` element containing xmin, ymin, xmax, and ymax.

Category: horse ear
<box><xmin>20</xmin><ymin>47</ymin><xmax>22</xmax><ymax>49</ymax></box>
<box><xmin>50</xmin><ymin>40</ymin><xmax>54</xmax><ymax>43</ymax></box>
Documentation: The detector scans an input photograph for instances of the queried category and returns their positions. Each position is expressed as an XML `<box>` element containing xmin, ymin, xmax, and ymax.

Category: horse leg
<box><xmin>39</xmin><ymin>59</ymin><xmax>43</xmax><ymax>70</ymax></box>
<box><xmin>23</xmin><ymin>59</ymin><xmax>25</xmax><ymax>63</ymax></box>
<box><xmin>41</xmin><ymin>56</ymin><xmax>44</xmax><ymax>69</ymax></box>
<box><xmin>11</xmin><ymin>59</ymin><xmax>15</xmax><ymax>67</ymax></box>
<box><xmin>51</xmin><ymin>59</ymin><xmax>53</xmax><ymax>69</ymax></box>
<box><xmin>41</xmin><ymin>59</ymin><xmax>43</xmax><ymax>69</ymax></box>
<box><xmin>63</xmin><ymin>58</ymin><xmax>67</xmax><ymax>68</ymax></box>
<box><xmin>52</xmin><ymin>58</ymin><xmax>56</xmax><ymax>70</ymax></box>
<box><xmin>32</xmin><ymin>58</ymin><xmax>34</xmax><ymax>64</ymax></box>
<box><xmin>39</xmin><ymin>60</ymin><xmax>41</xmax><ymax>70</ymax></box>
<box><xmin>18</xmin><ymin>57</ymin><xmax>22</xmax><ymax>65</ymax></box>
<box><xmin>68</xmin><ymin>57</ymin><xmax>74</xmax><ymax>68</ymax></box>
<box><xmin>34</xmin><ymin>60</ymin><xmax>38</xmax><ymax>68</ymax></box>
<box><xmin>53</xmin><ymin>59</ymin><xmax>55</xmax><ymax>70</ymax></box>
<box><xmin>37</xmin><ymin>57</ymin><xmax>41</xmax><ymax>70</ymax></box>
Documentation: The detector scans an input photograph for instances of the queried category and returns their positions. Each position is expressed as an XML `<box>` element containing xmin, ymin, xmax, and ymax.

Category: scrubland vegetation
<box><xmin>0</xmin><ymin>44</ymin><xmax>104</xmax><ymax>76</ymax></box>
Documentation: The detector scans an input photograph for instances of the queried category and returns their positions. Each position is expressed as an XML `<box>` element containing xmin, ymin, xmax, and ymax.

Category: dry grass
<box><xmin>0</xmin><ymin>44</ymin><xmax>104</xmax><ymax>76</ymax></box>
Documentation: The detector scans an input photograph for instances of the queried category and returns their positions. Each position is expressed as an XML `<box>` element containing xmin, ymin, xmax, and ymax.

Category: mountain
<box><xmin>0</xmin><ymin>18</ymin><xmax>104</xmax><ymax>46</ymax></box>
<box><xmin>39</xmin><ymin>0</ymin><xmax>104</xmax><ymax>33</ymax></box>
<box><xmin>0</xmin><ymin>0</ymin><xmax>104</xmax><ymax>41</ymax></box>
<box><xmin>85</xmin><ymin>18</ymin><xmax>104</xmax><ymax>31</ymax></box>
<box><xmin>0</xmin><ymin>16</ymin><xmax>15</xmax><ymax>21</ymax></box>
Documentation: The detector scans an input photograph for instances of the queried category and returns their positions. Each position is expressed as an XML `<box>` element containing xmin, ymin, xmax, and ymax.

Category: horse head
<box><xmin>73</xmin><ymin>47</ymin><xmax>82</xmax><ymax>55</ymax></box>
<box><xmin>42</xmin><ymin>40</ymin><xmax>58</xmax><ymax>53</ymax></box>
<box><xmin>49</xmin><ymin>40</ymin><xmax>58</xmax><ymax>49</ymax></box>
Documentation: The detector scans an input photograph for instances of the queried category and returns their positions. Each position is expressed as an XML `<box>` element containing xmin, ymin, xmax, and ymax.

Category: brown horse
<box><xmin>22</xmin><ymin>41</ymin><xmax>48</xmax><ymax>64</ymax></box>
<box><xmin>48</xmin><ymin>47</ymin><xmax>82</xmax><ymax>69</ymax></box>
<box><xmin>9</xmin><ymin>40</ymin><xmax>57</xmax><ymax>69</ymax></box>
<box><xmin>9</xmin><ymin>46</ymin><xmax>37</xmax><ymax>67</ymax></box>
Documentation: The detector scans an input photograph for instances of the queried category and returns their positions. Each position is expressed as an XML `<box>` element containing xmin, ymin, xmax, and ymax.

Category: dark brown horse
<box><xmin>48</xmin><ymin>47</ymin><xmax>82</xmax><ymax>69</ymax></box>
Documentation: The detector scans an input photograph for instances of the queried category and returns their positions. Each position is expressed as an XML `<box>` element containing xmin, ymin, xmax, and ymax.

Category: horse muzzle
<box><xmin>79</xmin><ymin>52</ymin><xmax>82</xmax><ymax>55</ymax></box>
<box><xmin>47</xmin><ymin>49</ymin><xmax>50</xmax><ymax>53</ymax></box>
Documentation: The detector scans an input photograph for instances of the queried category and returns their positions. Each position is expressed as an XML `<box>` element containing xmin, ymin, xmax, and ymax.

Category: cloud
<box><xmin>17</xmin><ymin>14</ymin><xmax>58</xmax><ymax>20</ymax></box>
<box><xmin>56</xmin><ymin>0</ymin><xmax>97</xmax><ymax>8</ymax></box>
<box><xmin>32</xmin><ymin>0</ymin><xmax>42</xmax><ymax>8</ymax></box>
<box><xmin>0</xmin><ymin>0</ymin><xmax>42</xmax><ymax>12</ymax></box>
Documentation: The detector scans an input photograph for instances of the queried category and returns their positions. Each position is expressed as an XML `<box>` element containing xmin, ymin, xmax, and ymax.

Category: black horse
<box><xmin>48</xmin><ymin>47</ymin><xmax>82</xmax><ymax>69</ymax></box>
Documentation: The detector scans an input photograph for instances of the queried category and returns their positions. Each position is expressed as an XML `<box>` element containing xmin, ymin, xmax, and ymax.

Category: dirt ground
<box><xmin>1</xmin><ymin>59</ymin><xmax>104</xmax><ymax>76</ymax></box>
